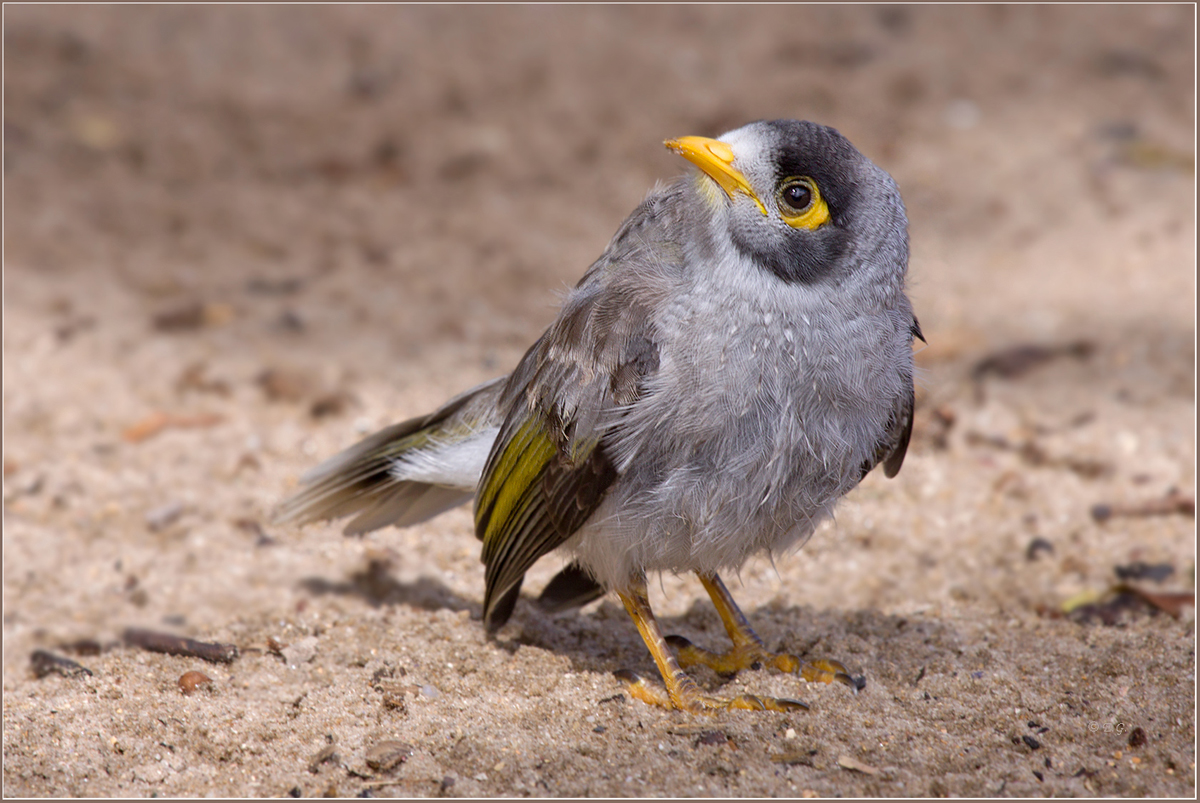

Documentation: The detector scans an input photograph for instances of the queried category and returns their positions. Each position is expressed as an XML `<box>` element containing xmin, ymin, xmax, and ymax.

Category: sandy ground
<box><xmin>2</xmin><ymin>5</ymin><xmax>1195</xmax><ymax>798</ymax></box>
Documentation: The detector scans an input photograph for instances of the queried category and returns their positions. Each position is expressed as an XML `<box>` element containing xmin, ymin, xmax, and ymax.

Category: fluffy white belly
<box><xmin>563</xmin><ymin>290</ymin><xmax>902</xmax><ymax>591</ymax></box>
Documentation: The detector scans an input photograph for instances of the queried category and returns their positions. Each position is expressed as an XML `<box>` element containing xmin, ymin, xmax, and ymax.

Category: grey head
<box><xmin>668</xmin><ymin>119</ymin><xmax>909</xmax><ymax>289</ymax></box>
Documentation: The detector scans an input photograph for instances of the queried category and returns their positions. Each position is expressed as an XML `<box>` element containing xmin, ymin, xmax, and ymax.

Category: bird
<box><xmin>274</xmin><ymin>119</ymin><xmax>921</xmax><ymax>714</ymax></box>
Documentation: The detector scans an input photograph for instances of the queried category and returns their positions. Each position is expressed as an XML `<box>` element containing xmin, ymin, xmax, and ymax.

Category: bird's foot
<box><xmin>665</xmin><ymin>635</ymin><xmax>864</xmax><ymax>692</ymax></box>
<box><xmin>613</xmin><ymin>669</ymin><xmax>808</xmax><ymax>714</ymax></box>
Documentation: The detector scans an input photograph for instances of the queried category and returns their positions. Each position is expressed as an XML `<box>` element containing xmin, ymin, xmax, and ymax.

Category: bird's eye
<box><xmin>779</xmin><ymin>180</ymin><xmax>813</xmax><ymax>214</ymax></box>
<box><xmin>776</xmin><ymin>177</ymin><xmax>830</xmax><ymax>230</ymax></box>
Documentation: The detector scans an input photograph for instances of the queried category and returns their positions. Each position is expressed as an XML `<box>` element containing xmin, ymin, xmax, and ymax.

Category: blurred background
<box><xmin>3</xmin><ymin>5</ymin><xmax>1194</xmax><ymax>797</ymax></box>
<box><xmin>6</xmin><ymin>5</ymin><xmax>1193</xmax><ymax>374</ymax></box>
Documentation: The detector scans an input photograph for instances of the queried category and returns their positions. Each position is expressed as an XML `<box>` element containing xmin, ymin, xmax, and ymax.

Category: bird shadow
<box><xmin>298</xmin><ymin>558</ymin><xmax>481</xmax><ymax>618</ymax></box>
<box><xmin>505</xmin><ymin>594</ymin><xmax>897</xmax><ymax>683</ymax></box>
<box><xmin>296</xmin><ymin>558</ymin><xmax>948</xmax><ymax>695</ymax></box>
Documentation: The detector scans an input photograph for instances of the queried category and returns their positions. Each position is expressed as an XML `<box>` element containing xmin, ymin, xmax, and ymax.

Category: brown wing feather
<box><xmin>863</xmin><ymin>318</ymin><xmax>921</xmax><ymax>481</ymax></box>
<box><xmin>475</xmin><ymin>369</ymin><xmax>622</xmax><ymax>631</ymax></box>
<box><xmin>475</xmin><ymin>315</ymin><xmax>660</xmax><ymax>630</ymax></box>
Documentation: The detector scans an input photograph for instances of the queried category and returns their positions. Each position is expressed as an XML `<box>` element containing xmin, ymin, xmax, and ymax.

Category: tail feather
<box><xmin>273</xmin><ymin>376</ymin><xmax>507</xmax><ymax>535</ymax></box>
<box><xmin>344</xmin><ymin>484</ymin><xmax>473</xmax><ymax>536</ymax></box>
<box><xmin>537</xmin><ymin>561</ymin><xmax>607</xmax><ymax>612</ymax></box>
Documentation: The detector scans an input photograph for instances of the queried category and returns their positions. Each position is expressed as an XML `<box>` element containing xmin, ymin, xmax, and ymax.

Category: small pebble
<box><xmin>837</xmin><ymin>755</ymin><xmax>880</xmax><ymax>775</ymax></box>
<box><xmin>697</xmin><ymin>730</ymin><xmax>728</xmax><ymax>746</ymax></box>
<box><xmin>419</xmin><ymin>684</ymin><xmax>440</xmax><ymax>699</ymax></box>
<box><xmin>145</xmin><ymin>501</ymin><xmax>184</xmax><ymax>531</ymax></box>
<box><xmin>1128</xmin><ymin>727</ymin><xmax>1148</xmax><ymax>748</ymax></box>
<box><xmin>1115</xmin><ymin>562</ymin><xmax>1175</xmax><ymax>583</ymax></box>
<box><xmin>1025</xmin><ymin>537</ymin><xmax>1054</xmax><ymax>560</ymax></box>
<box><xmin>152</xmin><ymin>301</ymin><xmax>205</xmax><ymax>331</ymax></box>
<box><xmin>308</xmin><ymin>744</ymin><xmax>339</xmax><ymax>774</ymax></box>
<box><xmin>178</xmin><ymin>670</ymin><xmax>213</xmax><ymax>695</ymax></box>
<box><xmin>282</xmin><ymin>636</ymin><xmax>319</xmax><ymax>667</ymax></box>
<box><xmin>257</xmin><ymin>368</ymin><xmax>312</xmax><ymax>403</ymax></box>
<box><xmin>311</xmin><ymin>391</ymin><xmax>353</xmax><ymax>419</ymax></box>
<box><xmin>31</xmin><ymin>649</ymin><xmax>92</xmax><ymax>679</ymax></box>
<box><xmin>233</xmin><ymin>518</ymin><xmax>265</xmax><ymax>538</ymax></box>
<box><xmin>277</xmin><ymin>309</ymin><xmax>306</xmax><ymax>333</ymax></box>
<box><xmin>1022</xmin><ymin>735</ymin><xmax>1041</xmax><ymax>750</ymax></box>
<box><xmin>364</xmin><ymin>740</ymin><xmax>413</xmax><ymax>772</ymax></box>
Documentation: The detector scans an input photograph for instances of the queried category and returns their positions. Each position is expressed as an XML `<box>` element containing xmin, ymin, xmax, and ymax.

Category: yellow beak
<box><xmin>664</xmin><ymin>136</ymin><xmax>767</xmax><ymax>215</ymax></box>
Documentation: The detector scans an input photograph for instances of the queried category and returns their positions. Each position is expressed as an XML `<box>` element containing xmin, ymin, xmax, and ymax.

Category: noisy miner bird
<box><xmin>275</xmin><ymin>119</ymin><xmax>922</xmax><ymax>714</ymax></box>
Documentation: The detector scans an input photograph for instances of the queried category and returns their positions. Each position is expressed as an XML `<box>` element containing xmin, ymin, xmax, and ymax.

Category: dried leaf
<box><xmin>1118</xmin><ymin>585</ymin><xmax>1195</xmax><ymax>618</ymax></box>
<box><xmin>123</xmin><ymin>412</ymin><xmax>223</xmax><ymax>443</ymax></box>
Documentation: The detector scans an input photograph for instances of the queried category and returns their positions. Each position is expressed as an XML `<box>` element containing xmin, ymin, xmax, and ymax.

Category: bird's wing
<box><xmin>880</xmin><ymin>382</ymin><xmax>915</xmax><ymax>479</ymax></box>
<box><xmin>473</xmin><ymin>201</ymin><xmax>675</xmax><ymax>630</ymax></box>
<box><xmin>475</xmin><ymin>391</ymin><xmax>619</xmax><ymax>631</ymax></box>
<box><xmin>475</xmin><ymin>321</ymin><xmax>662</xmax><ymax>630</ymax></box>
<box><xmin>872</xmin><ymin>317</ymin><xmax>924</xmax><ymax>480</ymax></box>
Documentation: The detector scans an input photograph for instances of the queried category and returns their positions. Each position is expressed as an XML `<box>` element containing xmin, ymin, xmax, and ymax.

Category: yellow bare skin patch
<box><xmin>776</xmin><ymin>176</ymin><xmax>831</xmax><ymax>230</ymax></box>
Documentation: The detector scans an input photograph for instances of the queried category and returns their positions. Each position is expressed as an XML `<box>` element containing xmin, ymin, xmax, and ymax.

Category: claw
<box><xmin>725</xmin><ymin>693</ymin><xmax>809</xmax><ymax>713</ymax></box>
<box><xmin>613</xmin><ymin>669</ymin><xmax>674</xmax><ymax>709</ymax></box>
<box><xmin>730</xmin><ymin>693</ymin><xmax>766</xmax><ymax>711</ymax></box>
<box><xmin>775</xmin><ymin>697</ymin><xmax>810</xmax><ymax>712</ymax></box>
<box><xmin>800</xmin><ymin>657</ymin><xmax>864</xmax><ymax>691</ymax></box>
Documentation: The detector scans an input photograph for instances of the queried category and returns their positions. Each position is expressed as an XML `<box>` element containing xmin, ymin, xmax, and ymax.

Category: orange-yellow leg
<box><xmin>664</xmin><ymin>572</ymin><xmax>863</xmax><ymax>691</ymax></box>
<box><xmin>614</xmin><ymin>578</ymin><xmax>808</xmax><ymax>714</ymax></box>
